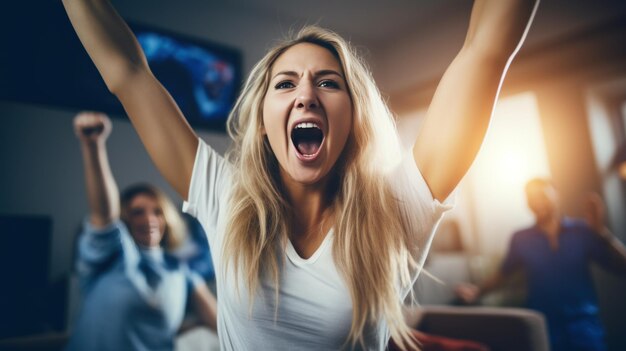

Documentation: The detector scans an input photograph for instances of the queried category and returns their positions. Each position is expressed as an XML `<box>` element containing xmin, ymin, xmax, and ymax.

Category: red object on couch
<box><xmin>388</xmin><ymin>329</ymin><xmax>490</xmax><ymax>351</ymax></box>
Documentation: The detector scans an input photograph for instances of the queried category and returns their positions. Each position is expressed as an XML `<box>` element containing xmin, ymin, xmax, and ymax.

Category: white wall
<box><xmin>465</xmin><ymin>93</ymin><xmax>552</xmax><ymax>256</ymax></box>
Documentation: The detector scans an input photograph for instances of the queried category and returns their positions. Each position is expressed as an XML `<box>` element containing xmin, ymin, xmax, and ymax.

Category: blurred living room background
<box><xmin>1</xmin><ymin>0</ymin><xmax>626</xmax><ymax>350</ymax></box>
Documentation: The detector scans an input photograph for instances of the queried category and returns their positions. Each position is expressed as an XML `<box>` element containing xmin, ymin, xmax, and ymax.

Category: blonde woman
<box><xmin>62</xmin><ymin>0</ymin><xmax>539</xmax><ymax>349</ymax></box>
<box><xmin>67</xmin><ymin>112</ymin><xmax>217</xmax><ymax>351</ymax></box>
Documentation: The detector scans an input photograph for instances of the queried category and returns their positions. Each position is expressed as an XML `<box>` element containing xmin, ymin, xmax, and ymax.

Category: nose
<box><xmin>145</xmin><ymin>212</ymin><xmax>160</xmax><ymax>227</ymax></box>
<box><xmin>294</xmin><ymin>82</ymin><xmax>319</xmax><ymax>110</ymax></box>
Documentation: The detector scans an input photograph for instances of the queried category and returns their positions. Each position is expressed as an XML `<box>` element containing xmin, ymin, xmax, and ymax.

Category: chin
<box><xmin>285</xmin><ymin>164</ymin><xmax>331</xmax><ymax>185</ymax></box>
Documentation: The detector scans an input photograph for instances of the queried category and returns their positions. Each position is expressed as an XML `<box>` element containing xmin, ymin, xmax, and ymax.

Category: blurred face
<box><xmin>262</xmin><ymin>43</ymin><xmax>353</xmax><ymax>187</ymax></box>
<box><xmin>127</xmin><ymin>194</ymin><xmax>166</xmax><ymax>248</ymax></box>
<box><xmin>526</xmin><ymin>182</ymin><xmax>560</xmax><ymax>222</ymax></box>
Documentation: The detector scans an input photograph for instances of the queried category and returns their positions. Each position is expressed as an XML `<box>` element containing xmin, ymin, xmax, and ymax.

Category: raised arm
<box><xmin>63</xmin><ymin>0</ymin><xmax>198</xmax><ymax>199</ymax></box>
<box><xmin>75</xmin><ymin>112</ymin><xmax>119</xmax><ymax>228</ymax></box>
<box><xmin>413</xmin><ymin>0</ymin><xmax>539</xmax><ymax>201</ymax></box>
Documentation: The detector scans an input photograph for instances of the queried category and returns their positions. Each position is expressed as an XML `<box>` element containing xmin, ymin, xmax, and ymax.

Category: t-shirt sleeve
<box><xmin>390</xmin><ymin>153</ymin><xmax>455</xmax><ymax>296</ymax></box>
<box><xmin>182</xmin><ymin>138</ymin><xmax>231</xmax><ymax>244</ymax></box>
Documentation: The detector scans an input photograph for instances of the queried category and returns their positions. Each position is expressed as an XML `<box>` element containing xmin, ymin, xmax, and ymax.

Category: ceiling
<box><xmin>113</xmin><ymin>0</ymin><xmax>626</xmax><ymax>93</ymax></box>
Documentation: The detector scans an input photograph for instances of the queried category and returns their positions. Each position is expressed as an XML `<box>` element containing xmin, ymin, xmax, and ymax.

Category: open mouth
<box><xmin>291</xmin><ymin>122</ymin><xmax>324</xmax><ymax>158</ymax></box>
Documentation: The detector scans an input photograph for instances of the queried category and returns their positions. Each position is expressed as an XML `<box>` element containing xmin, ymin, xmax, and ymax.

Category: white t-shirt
<box><xmin>183</xmin><ymin>139</ymin><xmax>453</xmax><ymax>351</ymax></box>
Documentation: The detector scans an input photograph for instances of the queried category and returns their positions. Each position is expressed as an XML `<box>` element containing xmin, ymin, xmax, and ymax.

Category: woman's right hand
<box><xmin>74</xmin><ymin>111</ymin><xmax>112</xmax><ymax>144</ymax></box>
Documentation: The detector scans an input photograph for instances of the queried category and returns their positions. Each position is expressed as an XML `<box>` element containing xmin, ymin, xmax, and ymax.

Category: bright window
<box><xmin>463</xmin><ymin>92</ymin><xmax>551</xmax><ymax>254</ymax></box>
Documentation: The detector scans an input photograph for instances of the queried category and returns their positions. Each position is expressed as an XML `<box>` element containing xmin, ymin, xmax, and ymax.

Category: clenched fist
<box><xmin>73</xmin><ymin>111</ymin><xmax>112</xmax><ymax>144</ymax></box>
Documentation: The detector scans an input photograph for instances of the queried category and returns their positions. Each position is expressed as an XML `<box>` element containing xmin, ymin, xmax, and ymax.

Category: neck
<box><xmin>280</xmin><ymin>173</ymin><xmax>336</xmax><ymax>238</ymax></box>
<box><xmin>138</xmin><ymin>245</ymin><xmax>164</xmax><ymax>262</ymax></box>
<box><xmin>138</xmin><ymin>244</ymin><xmax>162</xmax><ymax>250</ymax></box>
<box><xmin>536</xmin><ymin>213</ymin><xmax>561</xmax><ymax>236</ymax></box>
<box><xmin>291</xmin><ymin>185</ymin><xmax>333</xmax><ymax>235</ymax></box>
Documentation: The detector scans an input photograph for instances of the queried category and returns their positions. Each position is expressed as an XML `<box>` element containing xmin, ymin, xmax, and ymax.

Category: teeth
<box><xmin>294</xmin><ymin>122</ymin><xmax>320</xmax><ymax>130</ymax></box>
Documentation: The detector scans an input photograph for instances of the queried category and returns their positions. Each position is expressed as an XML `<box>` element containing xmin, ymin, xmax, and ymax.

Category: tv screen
<box><xmin>0</xmin><ymin>1</ymin><xmax>242</xmax><ymax>131</ymax></box>
<box><xmin>0</xmin><ymin>215</ymin><xmax>52</xmax><ymax>338</ymax></box>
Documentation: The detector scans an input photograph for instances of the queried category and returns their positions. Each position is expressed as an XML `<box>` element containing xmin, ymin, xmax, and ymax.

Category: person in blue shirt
<box><xmin>456</xmin><ymin>178</ymin><xmax>626</xmax><ymax>351</ymax></box>
<box><xmin>65</xmin><ymin>111</ymin><xmax>218</xmax><ymax>351</ymax></box>
<box><xmin>179</xmin><ymin>213</ymin><xmax>216</xmax><ymax>281</ymax></box>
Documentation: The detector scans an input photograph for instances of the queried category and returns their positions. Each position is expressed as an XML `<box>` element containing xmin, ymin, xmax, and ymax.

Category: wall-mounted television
<box><xmin>0</xmin><ymin>0</ymin><xmax>242</xmax><ymax>131</ymax></box>
<box><xmin>0</xmin><ymin>214</ymin><xmax>53</xmax><ymax>338</ymax></box>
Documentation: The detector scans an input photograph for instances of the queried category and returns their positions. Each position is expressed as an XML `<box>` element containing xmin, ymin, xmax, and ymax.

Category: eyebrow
<box><xmin>272</xmin><ymin>70</ymin><xmax>344</xmax><ymax>80</ymax></box>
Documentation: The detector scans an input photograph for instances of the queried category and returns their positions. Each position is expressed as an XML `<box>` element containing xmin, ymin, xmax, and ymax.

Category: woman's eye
<box><xmin>319</xmin><ymin>80</ymin><xmax>339</xmax><ymax>89</ymax></box>
<box><xmin>275</xmin><ymin>81</ymin><xmax>295</xmax><ymax>89</ymax></box>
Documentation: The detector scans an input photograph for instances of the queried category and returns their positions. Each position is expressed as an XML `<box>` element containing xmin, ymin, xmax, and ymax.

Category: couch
<box><xmin>407</xmin><ymin>240</ymin><xmax>549</xmax><ymax>351</ymax></box>
<box><xmin>404</xmin><ymin>305</ymin><xmax>550</xmax><ymax>351</ymax></box>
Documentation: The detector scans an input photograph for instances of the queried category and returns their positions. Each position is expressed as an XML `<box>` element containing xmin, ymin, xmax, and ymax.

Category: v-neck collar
<box><xmin>286</xmin><ymin>229</ymin><xmax>334</xmax><ymax>266</ymax></box>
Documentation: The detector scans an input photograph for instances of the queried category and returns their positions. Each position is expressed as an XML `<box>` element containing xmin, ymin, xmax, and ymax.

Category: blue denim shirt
<box><xmin>65</xmin><ymin>220</ymin><xmax>196</xmax><ymax>351</ymax></box>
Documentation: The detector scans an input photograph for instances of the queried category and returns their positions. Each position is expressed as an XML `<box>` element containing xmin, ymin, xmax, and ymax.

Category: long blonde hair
<box><xmin>224</xmin><ymin>26</ymin><xmax>417</xmax><ymax>349</ymax></box>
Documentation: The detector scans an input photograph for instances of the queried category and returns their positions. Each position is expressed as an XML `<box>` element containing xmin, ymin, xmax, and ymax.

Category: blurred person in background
<box><xmin>66</xmin><ymin>111</ymin><xmax>217</xmax><ymax>351</ymax></box>
<box><xmin>456</xmin><ymin>178</ymin><xmax>626</xmax><ymax>351</ymax></box>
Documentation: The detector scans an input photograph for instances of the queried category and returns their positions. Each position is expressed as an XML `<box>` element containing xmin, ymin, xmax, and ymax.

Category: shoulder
<box><xmin>388</xmin><ymin>152</ymin><xmax>455</xmax><ymax>212</ymax></box>
<box><xmin>512</xmin><ymin>226</ymin><xmax>536</xmax><ymax>239</ymax></box>
<box><xmin>197</xmin><ymin>138</ymin><xmax>232</xmax><ymax>171</ymax></box>
<box><xmin>510</xmin><ymin>226</ymin><xmax>540</xmax><ymax>246</ymax></box>
<box><xmin>193</xmin><ymin>138</ymin><xmax>234</xmax><ymax>195</ymax></box>
<box><xmin>78</xmin><ymin>219</ymin><xmax>133</xmax><ymax>253</ymax></box>
<box><xmin>183</xmin><ymin>138</ymin><xmax>234</xmax><ymax>220</ymax></box>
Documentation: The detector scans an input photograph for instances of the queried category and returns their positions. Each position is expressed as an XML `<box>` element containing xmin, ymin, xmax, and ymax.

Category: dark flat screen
<box><xmin>0</xmin><ymin>0</ymin><xmax>241</xmax><ymax>131</ymax></box>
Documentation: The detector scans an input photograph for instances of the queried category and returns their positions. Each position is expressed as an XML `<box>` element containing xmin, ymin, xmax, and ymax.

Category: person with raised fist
<box><xmin>66</xmin><ymin>111</ymin><xmax>217</xmax><ymax>351</ymax></box>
